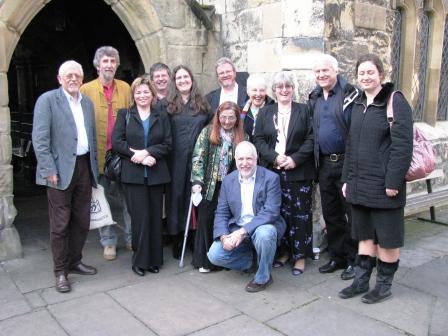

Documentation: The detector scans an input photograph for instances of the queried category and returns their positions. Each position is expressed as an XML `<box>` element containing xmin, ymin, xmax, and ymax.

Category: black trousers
<box><xmin>47</xmin><ymin>154</ymin><xmax>92</xmax><ymax>276</ymax></box>
<box><xmin>318</xmin><ymin>157</ymin><xmax>357</xmax><ymax>265</ymax></box>
<box><xmin>124</xmin><ymin>183</ymin><xmax>164</xmax><ymax>269</ymax></box>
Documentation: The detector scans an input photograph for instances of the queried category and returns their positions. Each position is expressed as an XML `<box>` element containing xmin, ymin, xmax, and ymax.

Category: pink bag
<box><xmin>387</xmin><ymin>91</ymin><xmax>436</xmax><ymax>182</ymax></box>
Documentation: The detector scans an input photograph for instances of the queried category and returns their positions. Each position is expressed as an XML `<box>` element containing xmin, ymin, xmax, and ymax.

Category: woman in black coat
<box><xmin>161</xmin><ymin>65</ymin><xmax>213</xmax><ymax>258</ymax></box>
<box><xmin>339</xmin><ymin>54</ymin><xmax>413</xmax><ymax>304</ymax></box>
<box><xmin>253</xmin><ymin>71</ymin><xmax>316</xmax><ymax>276</ymax></box>
<box><xmin>112</xmin><ymin>76</ymin><xmax>172</xmax><ymax>276</ymax></box>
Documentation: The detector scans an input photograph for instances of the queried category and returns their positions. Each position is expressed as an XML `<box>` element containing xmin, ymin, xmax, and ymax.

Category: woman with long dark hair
<box><xmin>162</xmin><ymin>65</ymin><xmax>213</xmax><ymax>258</ymax></box>
<box><xmin>191</xmin><ymin>101</ymin><xmax>245</xmax><ymax>272</ymax></box>
<box><xmin>339</xmin><ymin>54</ymin><xmax>413</xmax><ymax>304</ymax></box>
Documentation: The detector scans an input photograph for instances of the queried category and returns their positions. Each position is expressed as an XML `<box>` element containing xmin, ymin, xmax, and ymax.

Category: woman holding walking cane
<box><xmin>191</xmin><ymin>101</ymin><xmax>245</xmax><ymax>273</ymax></box>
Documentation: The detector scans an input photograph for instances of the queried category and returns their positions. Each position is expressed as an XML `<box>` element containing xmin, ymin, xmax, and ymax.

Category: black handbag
<box><xmin>104</xmin><ymin>150</ymin><xmax>122</xmax><ymax>181</ymax></box>
<box><xmin>104</xmin><ymin>109</ymin><xmax>130</xmax><ymax>181</ymax></box>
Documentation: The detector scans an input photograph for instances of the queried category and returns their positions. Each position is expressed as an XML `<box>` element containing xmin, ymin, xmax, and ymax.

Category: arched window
<box><xmin>390</xmin><ymin>8</ymin><xmax>403</xmax><ymax>87</ymax></box>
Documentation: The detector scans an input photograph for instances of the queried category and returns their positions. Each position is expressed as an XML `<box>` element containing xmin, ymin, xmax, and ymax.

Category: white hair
<box><xmin>313</xmin><ymin>54</ymin><xmax>339</xmax><ymax>72</ymax></box>
<box><xmin>58</xmin><ymin>60</ymin><xmax>84</xmax><ymax>77</ymax></box>
<box><xmin>246</xmin><ymin>74</ymin><xmax>267</xmax><ymax>92</ymax></box>
<box><xmin>235</xmin><ymin>141</ymin><xmax>258</xmax><ymax>159</ymax></box>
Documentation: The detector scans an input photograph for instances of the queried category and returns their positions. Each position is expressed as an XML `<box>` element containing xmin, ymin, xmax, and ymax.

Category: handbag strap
<box><xmin>386</xmin><ymin>90</ymin><xmax>402</xmax><ymax>128</ymax></box>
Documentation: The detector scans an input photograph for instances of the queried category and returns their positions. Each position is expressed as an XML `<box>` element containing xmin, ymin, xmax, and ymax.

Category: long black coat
<box><xmin>112</xmin><ymin>106</ymin><xmax>172</xmax><ymax>186</ymax></box>
<box><xmin>341</xmin><ymin>83</ymin><xmax>413</xmax><ymax>209</ymax></box>
<box><xmin>163</xmin><ymin>102</ymin><xmax>212</xmax><ymax>235</ymax></box>
<box><xmin>253</xmin><ymin>102</ymin><xmax>316</xmax><ymax>181</ymax></box>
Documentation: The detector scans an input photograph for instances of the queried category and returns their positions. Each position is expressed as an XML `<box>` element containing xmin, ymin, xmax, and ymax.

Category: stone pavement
<box><xmin>1</xmin><ymin>193</ymin><xmax>447</xmax><ymax>336</ymax></box>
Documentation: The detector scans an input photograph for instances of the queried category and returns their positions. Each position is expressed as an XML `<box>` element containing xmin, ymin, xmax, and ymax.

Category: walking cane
<box><xmin>179</xmin><ymin>196</ymin><xmax>193</xmax><ymax>268</ymax></box>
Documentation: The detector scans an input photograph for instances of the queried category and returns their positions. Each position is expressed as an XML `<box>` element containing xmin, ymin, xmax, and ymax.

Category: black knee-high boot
<box><xmin>339</xmin><ymin>255</ymin><xmax>376</xmax><ymax>299</ymax></box>
<box><xmin>361</xmin><ymin>259</ymin><xmax>399</xmax><ymax>304</ymax></box>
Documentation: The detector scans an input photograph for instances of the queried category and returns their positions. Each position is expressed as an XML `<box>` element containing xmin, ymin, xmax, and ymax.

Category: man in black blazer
<box><xmin>206</xmin><ymin>57</ymin><xmax>248</xmax><ymax>113</ymax></box>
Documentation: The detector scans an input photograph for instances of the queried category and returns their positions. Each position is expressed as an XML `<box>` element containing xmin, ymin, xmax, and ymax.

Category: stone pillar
<box><xmin>0</xmin><ymin>13</ymin><xmax>23</xmax><ymax>260</ymax></box>
<box><xmin>0</xmin><ymin>73</ymin><xmax>21</xmax><ymax>261</ymax></box>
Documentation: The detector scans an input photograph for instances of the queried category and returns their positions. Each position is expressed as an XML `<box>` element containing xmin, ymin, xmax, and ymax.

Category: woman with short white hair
<box><xmin>242</xmin><ymin>74</ymin><xmax>274</xmax><ymax>140</ymax></box>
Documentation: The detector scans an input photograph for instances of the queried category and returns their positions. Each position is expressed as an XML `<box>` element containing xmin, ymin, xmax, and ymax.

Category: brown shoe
<box><xmin>245</xmin><ymin>275</ymin><xmax>273</xmax><ymax>293</ymax></box>
<box><xmin>103</xmin><ymin>246</ymin><xmax>117</xmax><ymax>260</ymax></box>
<box><xmin>55</xmin><ymin>274</ymin><xmax>71</xmax><ymax>293</ymax></box>
<box><xmin>69</xmin><ymin>262</ymin><xmax>97</xmax><ymax>275</ymax></box>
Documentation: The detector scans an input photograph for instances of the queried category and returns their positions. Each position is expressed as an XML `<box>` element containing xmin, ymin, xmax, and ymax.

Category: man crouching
<box><xmin>207</xmin><ymin>141</ymin><xmax>286</xmax><ymax>292</ymax></box>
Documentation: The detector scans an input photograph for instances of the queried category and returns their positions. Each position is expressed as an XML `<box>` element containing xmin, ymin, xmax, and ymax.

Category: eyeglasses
<box><xmin>275</xmin><ymin>84</ymin><xmax>293</xmax><ymax>90</ymax></box>
<box><xmin>219</xmin><ymin>116</ymin><xmax>237</xmax><ymax>122</ymax></box>
<box><xmin>63</xmin><ymin>73</ymin><xmax>82</xmax><ymax>80</ymax></box>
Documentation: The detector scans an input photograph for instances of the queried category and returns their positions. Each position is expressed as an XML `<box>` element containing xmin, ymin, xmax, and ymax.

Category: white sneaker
<box><xmin>103</xmin><ymin>246</ymin><xmax>116</xmax><ymax>260</ymax></box>
<box><xmin>199</xmin><ymin>267</ymin><xmax>210</xmax><ymax>273</ymax></box>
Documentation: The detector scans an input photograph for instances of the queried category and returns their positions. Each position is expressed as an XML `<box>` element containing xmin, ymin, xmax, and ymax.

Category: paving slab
<box><xmin>180</xmin><ymin>268</ymin><xmax>317</xmax><ymax>322</ymax></box>
<box><xmin>109</xmin><ymin>276</ymin><xmax>239</xmax><ymax>336</ymax></box>
<box><xmin>0</xmin><ymin>309</ymin><xmax>67</xmax><ymax>336</ymax></box>
<box><xmin>308</xmin><ymin>273</ymin><xmax>433</xmax><ymax>336</ymax></box>
<box><xmin>399</xmin><ymin>246</ymin><xmax>446</xmax><ymax>268</ymax></box>
<box><xmin>267</xmin><ymin>299</ymin><xmax>404</xmax><ymax>336</ymax></box>
<box><xmin>190</xmin><ymin>314</ymin><xmax>282</xmax><ymax>336</ymax></box>
<box><xmin>399</xmin><ymin>256</ymin><xmax>448</xmax><ymax>300</ymax></box>
<box><xmin>41</xmin><ymin>270</ymin><xmax>149</xmax><ymax>305</ymax></box>
<box><xmin>48</xmin><ymin>292</ymin><xmax>153</xmax><ymax>336</ymax></box>
<box><xmin>1</xmin><ymin>248</ymin><xmax>54</xmax><ymax>293</ymax></box>
<box><xmin>0</xmin><ymin>268</ymin><xmax>31</xmax><ymax>321</ymax></box>
<box><xmin>430</xmin><ymin>298</ymin><xmax>448</xmax><ymax>336</ymax></box>
<box><xmin>24</xmin><ymin>291</ymin><xmax>46</xmax><ymax>308</ymax></box>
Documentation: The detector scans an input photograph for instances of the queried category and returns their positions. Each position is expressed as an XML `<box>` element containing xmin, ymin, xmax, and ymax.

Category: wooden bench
<box><xmin>405</xmin><ymin>169</ymin><xmax>448</xmax><ymax>226</ymax></box>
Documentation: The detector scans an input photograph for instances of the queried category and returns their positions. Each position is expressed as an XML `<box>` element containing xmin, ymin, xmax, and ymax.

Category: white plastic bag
<box><xmin>90</xmin><ymin>185</ymin><xmax>117</xmax><ymax>230</ymax></box>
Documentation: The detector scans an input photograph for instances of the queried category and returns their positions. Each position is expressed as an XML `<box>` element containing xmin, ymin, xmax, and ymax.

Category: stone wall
<box><xmin>200</xmin><ymin>0</ymin><xmax>325</xmax><ymax>102</ymax></box>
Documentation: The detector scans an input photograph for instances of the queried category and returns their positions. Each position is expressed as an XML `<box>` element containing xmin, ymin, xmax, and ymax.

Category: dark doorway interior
<box><xmin>8</xmin><ymin>0</ymin><xmax>144</xmax><ymax>198</ymax></box>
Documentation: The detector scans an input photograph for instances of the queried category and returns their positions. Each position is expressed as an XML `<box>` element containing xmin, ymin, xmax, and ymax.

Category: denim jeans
<box><xmin>207</xmin><ymin>224</ymin><xmax>277</xmax><ymax>284</ymax></box>
<box><xmin>98</xmin><ymin>175</ymin><xmax>132</xmax><ymax>247</ymax></box>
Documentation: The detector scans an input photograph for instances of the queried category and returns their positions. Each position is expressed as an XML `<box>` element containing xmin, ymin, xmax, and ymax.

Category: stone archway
<box><xmin>0</xmin><ymin>0</ymin><xmax>218</xmax><ymax>260</ymax></box>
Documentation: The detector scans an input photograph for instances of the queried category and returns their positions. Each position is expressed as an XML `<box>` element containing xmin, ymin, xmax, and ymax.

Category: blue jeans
<box><xmin>98</xmin><ymin>175</ymin><xmax>132</xmax><ymax>247</ymax></box>
<box><xmin>207</xmin><ymin>224</ymin><xmax>277</xmax><ymax>284</ymax></box>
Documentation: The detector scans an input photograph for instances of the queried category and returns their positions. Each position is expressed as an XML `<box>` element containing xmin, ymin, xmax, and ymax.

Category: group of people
<box><xmin>32</xmin><ymin>46</ymin><xmax>413</xmax><ymax>305</ymax></box>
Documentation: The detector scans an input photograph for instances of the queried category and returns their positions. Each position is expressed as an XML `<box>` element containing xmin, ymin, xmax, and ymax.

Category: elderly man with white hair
<box><xmin>33</xmin><ymin>60</ymin><xmax>99</xmax><ymax>293</ymax></box>
<box><xmin>308</xmin><ymin>54</ymin><xmax>360</xmax><ymax>279</ymax></box>
<box><xmin>207</xmin><ymin>141</ymin><xmax>286</xmax><ymax>292</ymax></box>
<box><xmin>241</xmin><ymin>74</ymin><xmax>274</xmax><ymax>140</ymax></box>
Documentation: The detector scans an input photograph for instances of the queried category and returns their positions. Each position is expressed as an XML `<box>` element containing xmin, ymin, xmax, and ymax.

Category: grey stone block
<box><xmin>109</xmin><ymin>276</ymin><xmax>239</xmax><ymax>336</ymax></box>
<box><xmin>179</xmin><ymin>268</ymin><xmax>317</xmax><ymax>322</ymax></box>
<box><xmin>430</xmin><ymin>298</ymin><xmax>448</xmax><ymax>336</ymax></box>
<box><xmin>308</xmin><ymin>274</ymin><xmax>433</xmax><ymax>336</ymax></box>
<box><xmin>24</xmin><ymin>291</ymin><xmax>46</xmax><ymax>309</ymax></box>
<box><xmin>0</xmin><ymin>269</ymin><xmax>30</xmax><ymax>321</ymax></box>
<box><xmin>48</xmin><ymin>292</ymin><xmax>153</xmax><ymax>336</ymax></box>
<box><xmin>191</xmin><ymin>314</ymin><xmax>282</xmax><ymax>336</ymax></box>
<box><xmin>268</xmin><ymin>299</ymin><xmax>404</xmax><ymax>336</ymax></box>
<box><xmin>399</xmin><ymin>256</ymin><xmax>448</xmax><ymax>300</ymax></box>
<box><xmin>0</xmin><ymin>309</ymin><xmax>66</xmax><ymax>336</ymax></box>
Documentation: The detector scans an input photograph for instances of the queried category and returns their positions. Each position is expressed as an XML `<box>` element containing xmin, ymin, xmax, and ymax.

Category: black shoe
<box><xmin>319</xmin><ymin>260</ymin><xmax>344</xmax><ymax>273</ymax></box>
<box><xmin>147</xmin><ymin>266</ymin><xmax>160</xmax><ymax>274</ymax></box>
<box><xmin>55</xmin><ymin>274</ymin><xmax>71</xmax><ymax>293</ymax></box>
<box><xmin>132</xmin><ymin>265</ymin><xmax>145</xmax><ymax>276</ymax></box>
<box><xmin>69</xmin><ymin>262</ymin><xmax>97</xmax><ymax>275</ymax></box>
<box><xmin>245</xmin><ymin>275</ymin><xmax>273</xmax><ymax>293</ymax></box>
<box><xmin>341</xmin><ymin>265</ymin><xmax>355</xmax><ymax>280</ymax></box>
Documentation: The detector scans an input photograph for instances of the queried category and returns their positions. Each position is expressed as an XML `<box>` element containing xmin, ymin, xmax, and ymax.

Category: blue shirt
<box><xmin>142</xmin><ymin>116</ymin><xmax>150</xmax><ymax>178</ymax></box>
<box><xmin>316</xmin><ymin>82</ymin><xmax>346</xmax><ymax>155</ymax></box>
